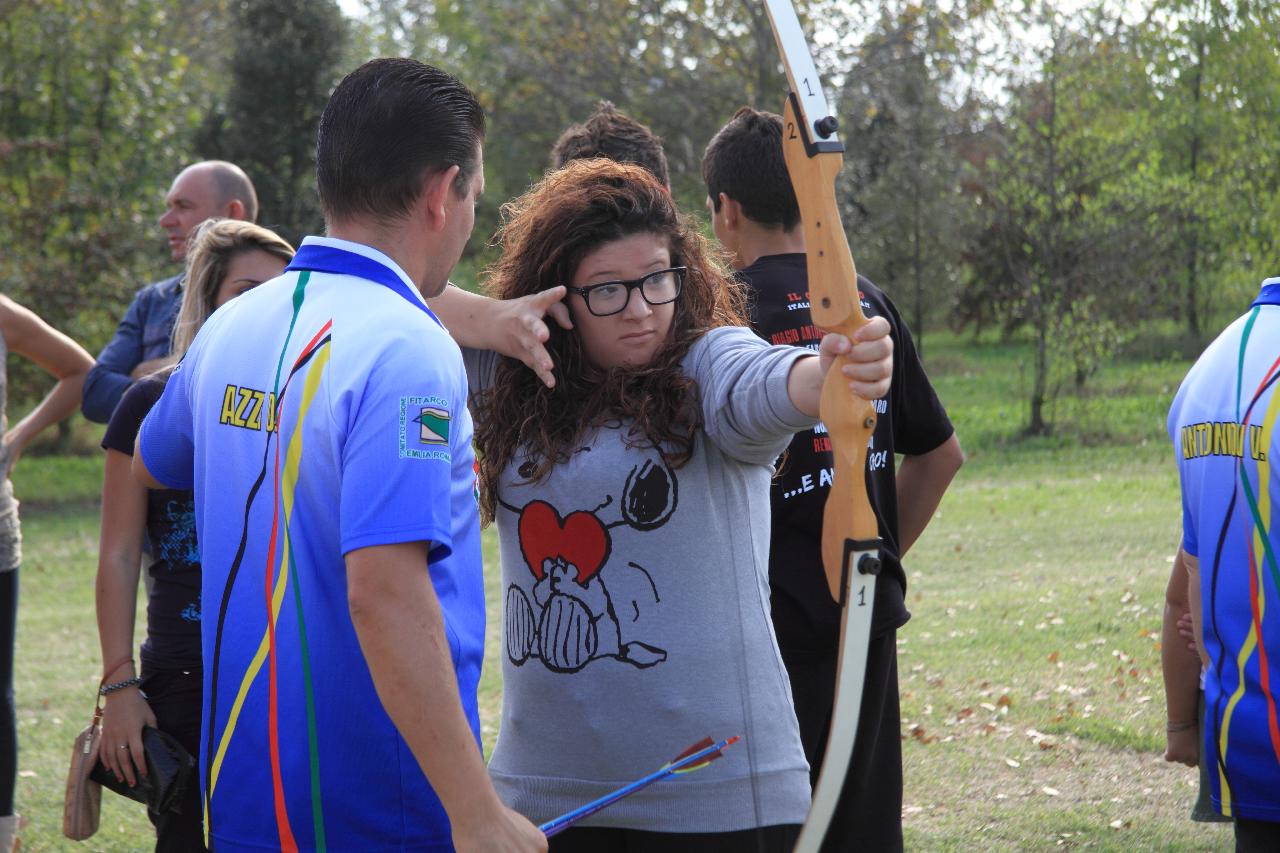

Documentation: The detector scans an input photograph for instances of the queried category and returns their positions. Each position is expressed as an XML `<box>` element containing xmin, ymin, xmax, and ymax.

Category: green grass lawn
<box><xmin>6</xmin><ymin>330</ymin><xmax>1236</xmax><ymax>850</ymax></box>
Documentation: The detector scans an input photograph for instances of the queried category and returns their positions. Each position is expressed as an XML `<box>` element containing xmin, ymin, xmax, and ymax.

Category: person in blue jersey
<box><xmin>1167</xmin><ymin>276</ymin><xmax>1280</xmax><ymax>852</ymax></box>
<box><xmin>134</xmin><ymin>59</ymin><xmax>546</xmax><ymax>853</ymax></box>
<box><xmin>96</xmin><ymin>218</ymin><xmax>294</xmax><ymax>852</ymax></box>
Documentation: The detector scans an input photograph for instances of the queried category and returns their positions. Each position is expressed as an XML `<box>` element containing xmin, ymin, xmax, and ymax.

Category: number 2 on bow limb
<box><xmin>761</xmin><ymin>0</ymin><xmax>885</xmax><ymax>850</ymax></box>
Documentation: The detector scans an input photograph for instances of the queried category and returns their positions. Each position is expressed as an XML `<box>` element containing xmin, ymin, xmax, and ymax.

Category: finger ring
<box><xmin>119</xmin><ymin>745</ymin><xmax>128</xmax><ymax>749</ymax></box>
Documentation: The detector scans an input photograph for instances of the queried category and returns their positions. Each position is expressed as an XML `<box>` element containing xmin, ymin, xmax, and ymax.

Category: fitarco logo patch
<box><xmin>399</xmin><ymin>395</ymin><xmax>451</xmax><ymax>461</ymax></box>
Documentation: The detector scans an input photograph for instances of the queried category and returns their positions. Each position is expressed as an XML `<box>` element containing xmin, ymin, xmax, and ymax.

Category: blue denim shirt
<box><xmin>82</xmin><ymin>274</ymin><xmax>183</xmax><ymax>423</ymax></box>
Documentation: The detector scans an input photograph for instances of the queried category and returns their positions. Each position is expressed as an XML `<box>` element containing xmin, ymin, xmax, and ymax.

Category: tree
<box><xmin>196</xmin><ymin>0</ymin><xmax>349</xmax><ymax>245</ymax></box>
<box><xmin>0</xmin><ymin>0</ymin><xmax>228</xmax><ymax>409</ymax></box>
<box><xmin>1140</xmin><ymin>0</ymin><xmax>1280</xmax><ymax>336</ymax></box>
<box><xmin>961</xmin><ymin>3</ymin><xmax>1165</xmax><ymax>435</ymax></box>
<box><xmin>352</xmin><ymin>0</ymin><xmax>865</xmax><ymax>283</ymax></box>
<box><xmin>836</xmin><ymin>2</ymin><xmax>980</xmax><ymax>354</ymax></box>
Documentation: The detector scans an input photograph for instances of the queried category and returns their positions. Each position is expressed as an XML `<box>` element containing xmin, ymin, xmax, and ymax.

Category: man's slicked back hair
<box><xmin>551</xmin><ymin>101</ymin><xmax>670</xmax><ymax>187</ymax></box>
<box><xmin>317</xmin><ymin>58</ymin><xmax>485</xmax><ymax>224</ymax></box>
<box><xmin>701</xmin><ymin>107</ymin><xmax>800</xmax><ymax>231</ymax></box>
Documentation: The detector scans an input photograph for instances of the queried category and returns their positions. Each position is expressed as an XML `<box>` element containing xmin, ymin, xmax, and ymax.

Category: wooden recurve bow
<box><xmin>760</xmin><ymin>2</ymin><xmax>884</xmax><ymax>849</ymax></box>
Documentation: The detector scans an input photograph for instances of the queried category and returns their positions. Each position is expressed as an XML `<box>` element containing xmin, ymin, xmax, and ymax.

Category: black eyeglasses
<box><xmin>566</xmin><ymin>267</ymin><xmax>686</xmax><ymax>317</ymax></box>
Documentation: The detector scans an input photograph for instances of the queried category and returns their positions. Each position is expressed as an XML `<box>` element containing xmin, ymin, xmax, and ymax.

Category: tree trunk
<box><xmin>1029</xmin><ymin>313</ymin><xmax>1049</xmax><ymax>435</ymax></box>
<box><xmin>1185</xmin><ymin>30</ymin><xmax>1206</xmax><ymax>338</ymax></box>
<box><xmin>1032</xmin><ymin>30</ymin><xmax>1060</xmax><ymax>436</ymax></box>
<box><xmin>54</xmin><ymin>418</ymin><xmax>73</xmax><ymax>454</ymax></box>
<box><xmin>912</xmin><ymin>176</ymin><xmax>925</xmax><ymax>358</ymax></box>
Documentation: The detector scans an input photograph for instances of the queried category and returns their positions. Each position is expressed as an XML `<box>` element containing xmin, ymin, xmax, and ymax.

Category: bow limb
<box><xmin>763</xmin><ymin>10</ymin><xmax>884</xmax><ymax>849</ymax></box>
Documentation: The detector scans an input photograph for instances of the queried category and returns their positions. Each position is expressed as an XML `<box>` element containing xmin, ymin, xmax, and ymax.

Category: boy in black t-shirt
<box><xmin>702</xmin><ymin>107</ymin><xmax>965</xmax><ymax>852</ymax></box>
<box><xmin>550</xmin><ymin>101</ymin><xmax>963</xmax><ymax>849</ymax></box>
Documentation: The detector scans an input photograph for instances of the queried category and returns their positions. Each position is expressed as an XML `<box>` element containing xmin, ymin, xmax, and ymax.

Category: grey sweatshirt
<box><xmin>466</xmin><ymin>326</ymin><xmax>816</xmax><ymax>833</ymax></box>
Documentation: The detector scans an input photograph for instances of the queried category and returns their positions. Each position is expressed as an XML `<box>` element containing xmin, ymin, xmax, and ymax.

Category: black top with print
<box><xmin>741</xmin><ymin>254</ymin><xmax>954</xmax><ymax>647</ymax></box>
<box><xmin>102</xmin><ymin>375</ymin><xmax>202</xmax><ymax>670</ymax></box>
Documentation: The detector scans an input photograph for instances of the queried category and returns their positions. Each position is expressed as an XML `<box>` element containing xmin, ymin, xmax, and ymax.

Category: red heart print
<box><xmin>517</xmin><ymin>500</ymin><xmax>611</xmax><ymax>584</ymax></box>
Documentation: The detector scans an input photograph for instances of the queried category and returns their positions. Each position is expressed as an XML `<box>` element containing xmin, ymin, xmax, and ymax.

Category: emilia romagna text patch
<box><xmin>399</xmin><ymin>395</ymin><xmax>451</xmax><ymax>461</ymax></box>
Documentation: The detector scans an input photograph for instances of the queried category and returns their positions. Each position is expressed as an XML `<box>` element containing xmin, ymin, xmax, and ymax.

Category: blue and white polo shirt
<box><xmin>1168</xmin><ymin>276</ymin><xmax>1280</xmax><ymax>821</ymax></box>
<box><xmin>139</xmin><ymin>236</ymin><xmax>485</xmax><ymax>852</ymax></box>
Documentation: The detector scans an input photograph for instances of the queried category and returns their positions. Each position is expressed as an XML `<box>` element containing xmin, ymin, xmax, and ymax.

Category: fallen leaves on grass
<box><xmin>1026</xmin><ymin>728</ymin><xmax>1059</xmax><ymax>750</ymax></box>
<box><xmin>907</xmin><ymin>723</ymin><xmax>938</xmax><ymax>745</ymax></box>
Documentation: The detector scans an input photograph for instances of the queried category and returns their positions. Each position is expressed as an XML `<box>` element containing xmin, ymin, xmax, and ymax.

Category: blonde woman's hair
<box><xmin>171</xmin><ymin>219</ymin><xmax>294</xmax><ymax>358</ymax></box>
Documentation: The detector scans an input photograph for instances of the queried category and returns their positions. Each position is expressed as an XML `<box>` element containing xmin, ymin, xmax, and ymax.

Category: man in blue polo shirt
<box><xmin>136</xmin><ymin>59</ymin><xmax>546</xmax><ymax>853</ymax></box>
<box><xmin>1167</xmin><ymin>276</ymin><xmax>1280</xmax><ymax>851</ymax></box>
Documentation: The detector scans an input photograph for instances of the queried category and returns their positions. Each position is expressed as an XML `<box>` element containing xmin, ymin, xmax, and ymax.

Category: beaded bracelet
<box><xmin>99</xmin><ymin>676</ymin><xmax>143</xmax><ymax>696</ymax></box>
<box><xmin>1166</xmin><ymin>720</ymin><xmax>1197</xmax><ymax>733</ymax></box>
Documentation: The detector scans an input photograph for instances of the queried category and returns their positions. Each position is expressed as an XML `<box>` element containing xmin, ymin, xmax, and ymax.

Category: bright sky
<box><xmin>333</xmin><ymin>0</ymin><xmax>1160</xmax><ymax>104</ymax></box>
<box><xmin>337</xmin><ymin>0</ymin><xmax>1156</xmax><ymax>29</ymax></box>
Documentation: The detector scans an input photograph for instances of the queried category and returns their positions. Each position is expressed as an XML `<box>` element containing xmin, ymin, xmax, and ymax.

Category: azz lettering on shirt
<box><xmin>219</xmin><ymin>384</ymin><xmax>277</xmax><ymax>432</ymax></box>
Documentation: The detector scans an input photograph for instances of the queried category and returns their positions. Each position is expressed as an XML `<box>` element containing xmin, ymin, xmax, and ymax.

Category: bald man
<box><xmin>82</xmin><ymin>161</ymin><xmax>258</xmax><ymax>423</ymax></box>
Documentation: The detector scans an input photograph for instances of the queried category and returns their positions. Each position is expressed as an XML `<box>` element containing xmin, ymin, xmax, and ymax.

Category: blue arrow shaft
<box><xmin>539</xmin><ymin>738</ymin><xmax>734</xmax><ymax>838</ymax></box>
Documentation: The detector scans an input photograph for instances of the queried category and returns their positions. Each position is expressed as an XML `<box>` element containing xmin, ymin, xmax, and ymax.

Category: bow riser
<box><xmin>781</xmin><ymin>98</ymin><xmax>864</xmax><ymax>336</ymax></box>
<box><xmin>781</xmin><ymin>95</ymin><xmax>881</xmax><ymax>598</ymax></box>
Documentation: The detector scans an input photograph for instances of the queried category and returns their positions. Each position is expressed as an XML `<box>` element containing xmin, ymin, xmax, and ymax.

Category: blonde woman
<box><xmin>0</xmin><ymin>298</ymin><xmax>92</xmax><ymax>852</ymax></box>
<box><xmin>95</xmin><ymin>219</ymin><xmax>293</xmax><ymax>851</ymax></box>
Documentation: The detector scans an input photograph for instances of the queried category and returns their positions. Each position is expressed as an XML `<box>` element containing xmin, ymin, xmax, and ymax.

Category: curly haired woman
<box><xmin>433</xmin><ymin>159</ymin><xmax>892</xmax><ymax>852</ymax></box>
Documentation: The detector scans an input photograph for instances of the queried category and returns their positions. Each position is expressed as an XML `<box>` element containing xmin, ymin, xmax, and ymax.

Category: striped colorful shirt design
<box><xmin>1169</xmin><ymin>277</ymin><xmax>1280</xmax><ymax>821</ymax></box>
<box><xmin>138</xmin><ymin>237</ymin><xmax>485</xmax><ymax>851</ymax></box>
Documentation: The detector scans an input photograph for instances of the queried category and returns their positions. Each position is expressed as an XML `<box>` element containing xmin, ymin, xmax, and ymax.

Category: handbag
<box><xmin>62</xmin><ymin>661</ymin><xmax>198</xmax><ymax>841</ymax></box>
<box><xmin>89</xmin><ymin>725</ymin><xmax>196</xmax><ymax>815</ymax></box>
<box><xmin>61</xmin><ymin>692</ymin><xmax>105</xmax><ymax>840</ymax></box>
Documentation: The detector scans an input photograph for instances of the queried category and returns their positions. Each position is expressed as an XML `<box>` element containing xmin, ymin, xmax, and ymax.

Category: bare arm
<box><xmin>347</xmin><ymin>542</ymin><xmax>546</xmax><ymax>853</ymax></box>
<box><xmin>786</xmin><ymin>317</ymin><xmax>894</xmax><ymax>417</ymax></box>
<box><xmin>0</xmin><ymin>295</ymin><xmax>93</xmax><ymax>470</ymax></box>
<box><xmin>1163</xmin><ymin>547</ymin><xmax>1202</xmax><ymax>767</ymax></box>
<box><xmin>94</xmin><ymin>448</ymin><xmax>157</xmax><ymax>785</ymax></box>
<box><xmin>428</xmin><ymin>285</ymin><xmax>571</xmax><ymax>388</ymax></box>
<box><xmin>1185</xmin><ymin>549</ymin><xmax>1207</xmax><ymax>665</ymax></box>
<box><xmin>896</xmin><ymin>433</ymin><xmax>964</xmax><ymax>556</ymax></box>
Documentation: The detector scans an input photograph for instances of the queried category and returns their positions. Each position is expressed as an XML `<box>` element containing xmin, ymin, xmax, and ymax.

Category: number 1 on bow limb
<box><xmin>761</xmin><ymin>1</ymin><xmax>884</xmax><ymax>851</ymax></box>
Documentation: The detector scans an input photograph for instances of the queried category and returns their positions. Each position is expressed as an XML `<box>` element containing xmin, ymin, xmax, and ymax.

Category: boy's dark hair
<box><xmin>550</xmin><ymin>101</ymin><xmax>670</xmax><ymax>187</ymax></box>
<box><xmin>317</xmin><ymin>58</ymin><xmax>485</xmax><ymax>223</ymax></box>
<box><xmin>701</xmin><ymin>106</ymin><xmax>800</xmax><ymax>231</ymax></box>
